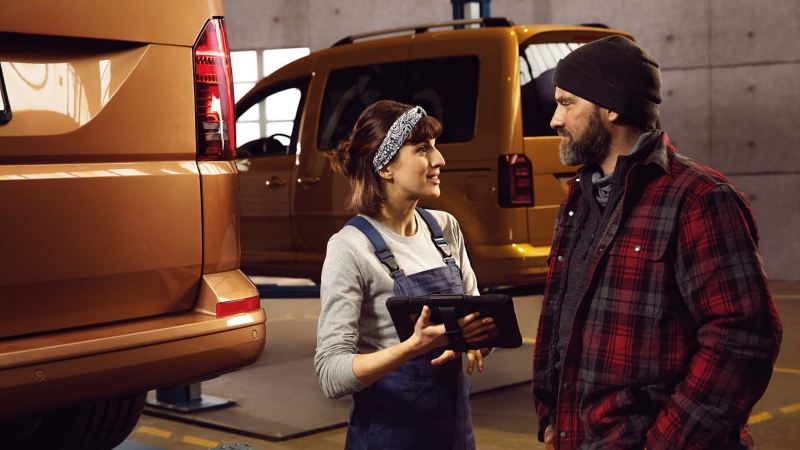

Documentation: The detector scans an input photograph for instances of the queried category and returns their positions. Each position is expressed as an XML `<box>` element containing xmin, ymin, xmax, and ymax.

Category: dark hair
<box><xmin>329</xmin><ymin>100</ymin><xmax>443</xmax><ymax>217</ymax></box>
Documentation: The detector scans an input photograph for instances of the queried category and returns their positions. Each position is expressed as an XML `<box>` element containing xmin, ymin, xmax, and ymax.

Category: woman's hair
<box><xmin>329</xmin><ymin>100</ymin><xmax>443</xmax><ymax>216</ymax></box>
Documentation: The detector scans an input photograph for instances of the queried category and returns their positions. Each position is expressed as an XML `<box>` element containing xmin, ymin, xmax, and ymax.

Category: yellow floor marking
<box><xmin>774</xmin><ymin>367</ymin><xmax>800</xmax><ymax>376</ymax></box>
<box><xmin>136</xmin><ymin>425</ymin><xmax>172</xmax><ymax>438</ymax></box>
<box><xmin>522</xmin><ymin>337</ymin><xmax>536</xmax><ymax>345</ymax></box>
<box><xmin>748</xmin><ymin>412</ymin><xmax>773</xmax><ymax>424</ymax></box>
<box><xmin>779</xmin><ymin>403</ymin><xmax>800</xmax><ymax>414</ymax></box>
<box><xmin>182</xmin><ymin>435</ymin><xmax>220</xmax><ymax>448</ymax></box>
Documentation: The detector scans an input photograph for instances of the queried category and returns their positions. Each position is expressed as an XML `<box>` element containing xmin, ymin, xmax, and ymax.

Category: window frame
<box><xmin>235</xmin><ymin>76</ymin><xmax>311</xmax><ymax>158</ymax></box>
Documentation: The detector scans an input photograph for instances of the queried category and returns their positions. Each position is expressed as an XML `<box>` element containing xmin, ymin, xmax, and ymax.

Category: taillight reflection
<box><xmin>193</xmin><ymin>19</ymin><xmax>236</xmax><ymax>161</ymax></box>
<box><xmin>498</xmin><ymin>153</ymin><xmax>535</xmax><ymax>207</ymax></box>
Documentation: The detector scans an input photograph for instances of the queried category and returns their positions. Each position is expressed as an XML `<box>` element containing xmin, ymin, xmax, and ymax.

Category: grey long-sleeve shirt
<box><xmin>314</xmin><ymin>209</ymin><xmax>479</xmax><ymax>399</ymax></box>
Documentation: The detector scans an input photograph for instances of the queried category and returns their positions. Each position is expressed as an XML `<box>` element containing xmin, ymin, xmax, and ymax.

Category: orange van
<box><xmin>0</xmin><ymin>1</ymin><xmax>264</xmax><ymax>447</ymax></box>
<box><xmin>235</xmin><ymin>18</ymin><xmax>630</xmax><ymax>287</ymax></box>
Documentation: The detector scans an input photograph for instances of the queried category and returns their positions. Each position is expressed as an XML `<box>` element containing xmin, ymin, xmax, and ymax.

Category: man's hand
<box><xmin>544</xmin><ymin>425</ymin><xmax>555</xmax><ymax>450</ymax></box>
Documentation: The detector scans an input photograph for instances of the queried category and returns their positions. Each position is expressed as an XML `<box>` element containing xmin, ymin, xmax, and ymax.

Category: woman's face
<box><xmin>381</xmin><ymin>138</ymin><xmax>445</xmax><ymax>202</ymax></box>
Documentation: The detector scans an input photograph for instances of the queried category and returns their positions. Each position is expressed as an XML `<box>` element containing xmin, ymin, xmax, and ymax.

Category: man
<box><xmin>532</xmin><ymin>35</ymin><xmax>782</xmax><ymax>450</ymax></box>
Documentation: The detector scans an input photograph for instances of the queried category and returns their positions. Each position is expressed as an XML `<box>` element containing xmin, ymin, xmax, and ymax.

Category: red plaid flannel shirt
<box><xmin>533</xmin><ymin>133</ymin><xmax>782</xmax><ymax>450</ymax></box>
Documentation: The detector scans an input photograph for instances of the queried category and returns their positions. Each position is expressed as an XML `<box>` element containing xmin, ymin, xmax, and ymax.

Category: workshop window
<box><xmin>232</xmin><ymin>47</ymin><xmax>310</xmax><ymax>146</ymax></box>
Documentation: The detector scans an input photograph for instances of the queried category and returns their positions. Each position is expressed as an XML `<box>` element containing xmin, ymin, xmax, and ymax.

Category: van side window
<box><xmin>519</xmin><ymin>42</ymin><xmax>582</xmax><ymax>136</ymax></box>
<box><xmin>401</xmin><ymin>56</ymin><xmax>479</xmax><ymax>144</ymax></box>
<box><xmin>317</xmin><ymin>62</ymin><xmax>405</xmax><ymax>151</ymax></box>
<box><xmin>317</xmin><ymin>56</ymin><xmax>480</xmax><ymax>151</ymax></box>
<box><xmin>236</xmin><ymin>78</ymin><xmax>309</xmax><ymax>157</ymax></box>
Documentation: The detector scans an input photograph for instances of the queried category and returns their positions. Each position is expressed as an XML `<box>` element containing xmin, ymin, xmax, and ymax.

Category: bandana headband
<box><xmin>372</xmin><ymin>106</ymin><xmax>427</xmax><ymax>171</ymax></box>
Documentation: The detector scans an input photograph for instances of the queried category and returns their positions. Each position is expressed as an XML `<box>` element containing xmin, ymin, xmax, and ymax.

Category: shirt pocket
<box><xmin>602</xmin><ymin>237</ymin><xmax>669</xmax><ymax>318</ymax></box>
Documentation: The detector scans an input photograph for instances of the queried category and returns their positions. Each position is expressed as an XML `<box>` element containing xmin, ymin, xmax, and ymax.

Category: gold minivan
<box><xmin>0</xmin><ymin>1</ymin><xmax>265</xmax><ymax>447</ymax></box>
<box><xmin>236</xmin><ymin>18</ymin><xmax>630</xmax><ymax>287</ymax></box>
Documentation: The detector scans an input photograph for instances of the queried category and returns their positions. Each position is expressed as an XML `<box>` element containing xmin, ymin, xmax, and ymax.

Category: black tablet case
<box><xmin>386</xmin><ymin>294</ymin><xmax>523</xmax><ymax>351</ymax></box>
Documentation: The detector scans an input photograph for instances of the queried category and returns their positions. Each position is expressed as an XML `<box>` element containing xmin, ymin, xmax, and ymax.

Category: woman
<box><xmin>314</xmin><ymin>100</ymin><xmax>494</xmax><ymax>450</ymax></box>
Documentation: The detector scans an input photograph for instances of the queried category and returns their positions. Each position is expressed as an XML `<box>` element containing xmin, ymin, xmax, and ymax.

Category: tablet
<box><xmin>386</xmin><ymin>294</ymin><xmax>523</xmax><ymax>352</ymax></box>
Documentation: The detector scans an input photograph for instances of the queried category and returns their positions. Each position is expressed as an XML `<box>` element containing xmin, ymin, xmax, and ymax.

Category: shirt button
<box><xmin>560</xmin><ymin>431</ymin><xmax>567</xmax><ymax>438</ymax></box>
<box><xmin>557</xmin><ymin>255</ymin><xmax>564</xmax><ymax>262</ymax></box>
<box><xmin>634</xmin><ymin>245</ymin><xmax>642</xmax><ymax>252</ymax></box>
<box><xmin>568</xmin><ymin>210</ymin><xmax>574</xmax><ymax>217</ymax></box>
<box><xmin>563</xmin><ymin>382</ymin><xmax>570</xmax><ymax>390</ymax></box>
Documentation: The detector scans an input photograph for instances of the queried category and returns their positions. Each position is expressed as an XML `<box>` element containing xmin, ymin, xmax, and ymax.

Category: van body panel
<box><xmin>0</xmin><ymin>1</ymin><xmax>265</xmax><ymax>426</ymax></box>
<box><xmin>239</xmin><ymin>154</ymin><xmax>297</xmax><ymax>272</ymax></box>
<box><xmin>0</xmin><ymin>161</ymin><xmax>202</xmax><ymax>338</ymax></box>
<box><xmin>0</xmin><ymin>0</ymin><xmax>224</xmax><ymax>46</ymax></box>
<box><xmin>199</xmin><ymin>161</ymin><xmax>241</xmax><ymax>274</ymax></box>
<box><xmin>0</xmin><ymin>39</ymin><xmax>201</xmax><ymax>337</ymax></box>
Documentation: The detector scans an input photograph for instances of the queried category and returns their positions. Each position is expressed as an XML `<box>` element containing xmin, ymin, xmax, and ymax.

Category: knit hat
<box><xmin>553</xmin><ymin>35</ymin><xmax>661</xmax><ymax>121</ymax></box>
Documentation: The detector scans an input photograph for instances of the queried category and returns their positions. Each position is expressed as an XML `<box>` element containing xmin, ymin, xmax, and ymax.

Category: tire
<box><xmin>2</xmin><ymin>391</ymin><xmax>147</xmax><ymax>450</ymax></box>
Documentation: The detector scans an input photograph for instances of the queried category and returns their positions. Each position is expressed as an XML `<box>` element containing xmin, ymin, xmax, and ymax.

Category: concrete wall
<box><xmin>225</xmin><ymin>0</ymin><xmax>800</xmax><ymax>280</ymax></box>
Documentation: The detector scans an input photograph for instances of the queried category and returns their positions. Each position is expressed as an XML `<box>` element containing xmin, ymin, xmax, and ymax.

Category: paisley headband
<box><xmin>372</xmin><ymin>106</ymin><xmax>427</xmax><ymax>171</ymax></box>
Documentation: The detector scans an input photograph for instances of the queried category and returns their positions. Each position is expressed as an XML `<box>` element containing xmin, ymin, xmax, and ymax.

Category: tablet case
<box><xmin>386</xmin><ymin>294</ymin><xmax>523</xmax><ymax>351</ymax></box>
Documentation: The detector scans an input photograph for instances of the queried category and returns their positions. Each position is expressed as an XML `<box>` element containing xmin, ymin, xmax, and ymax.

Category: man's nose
<box><xmin>550</xmin><ymin>109</ymin><xmax>564</xmax><ymax>131</ymax></box>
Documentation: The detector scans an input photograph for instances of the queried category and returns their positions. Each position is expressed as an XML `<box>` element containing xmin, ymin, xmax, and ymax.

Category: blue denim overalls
<box><xmin>343</xmin><ymin>207</ymin><xmax>475</xmax><ymax>450</ymax></box>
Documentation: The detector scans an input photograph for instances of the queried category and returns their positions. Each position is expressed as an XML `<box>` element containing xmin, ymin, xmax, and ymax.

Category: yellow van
<box><xmin>235</xmin><ymin>18</ymin><xmax>630</xmax><ymax>287</ymax></box>
<box><xmin>0</xmin><ymin>1</ymin><xmax>264</xmax><ymax>446</ymax></box>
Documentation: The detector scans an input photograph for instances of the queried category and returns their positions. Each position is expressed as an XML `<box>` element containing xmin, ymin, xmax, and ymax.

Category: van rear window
<box><xmin>519</xmin><ymin>42</ymin><xmax>583</xmax><ymax>136</ymax></box>
<box><xmin>317</xmin><ymin>56</ymin><xmax>479</xmax><ymax>150</ymax></box>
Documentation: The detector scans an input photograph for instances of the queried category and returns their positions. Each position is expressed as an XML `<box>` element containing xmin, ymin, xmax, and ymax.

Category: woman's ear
<box><xmin>378</xmin><ymin>166</ymin><xmax>393</xmax><ymax>181</ymax></box>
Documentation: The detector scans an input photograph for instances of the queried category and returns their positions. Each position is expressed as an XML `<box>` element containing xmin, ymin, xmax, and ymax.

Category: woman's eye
<box><xmin>417</xmin><ymin>146</ymin><xmax>428</xmax><ymax>153</ymax></box>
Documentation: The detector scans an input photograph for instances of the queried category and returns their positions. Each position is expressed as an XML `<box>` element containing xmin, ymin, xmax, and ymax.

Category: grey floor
<box><xmin>144</xmin><ymin>293</ymin><xmax>541</xmax><ymax>440</ymax></box>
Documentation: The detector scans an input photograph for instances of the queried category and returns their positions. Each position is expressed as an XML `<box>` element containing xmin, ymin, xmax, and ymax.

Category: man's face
<box><xmin>550</xmin><ymin>87</ymin><xmax>611</xmax><ymax>166</ymax></box>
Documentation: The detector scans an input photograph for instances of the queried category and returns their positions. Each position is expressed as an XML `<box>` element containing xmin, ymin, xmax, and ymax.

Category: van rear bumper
<box><xmin>470</xmin><ymin>243</ymin><xmax>550</xmax><ymax>286</ymax></box>
<box><xmin>0</xmin><ymin>270</ymin><xmax>266</xmax><ymax>420</ymax></box>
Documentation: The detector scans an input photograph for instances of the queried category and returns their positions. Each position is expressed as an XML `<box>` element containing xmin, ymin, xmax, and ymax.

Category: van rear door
<box><xmin>0</xmin><ymin>14</ymin><xmax>204</xmax><ymax>338</ymax></box>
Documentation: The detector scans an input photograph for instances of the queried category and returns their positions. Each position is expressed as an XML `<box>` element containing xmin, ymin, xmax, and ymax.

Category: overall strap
<box><xmin>346</xmin><ymin>216</ymin><xmax>404</xmax><ymax>278</ymax></box>
<box><xmin>415</xmin><ymin>207</ymin><xmax>456</xmax><ymax>264</ymax></box>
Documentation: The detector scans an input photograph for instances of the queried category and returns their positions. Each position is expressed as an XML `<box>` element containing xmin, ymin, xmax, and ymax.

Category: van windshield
<box><xmin>518</xmin><ymin>42</ymin><xmax>583</xmax><ymax>136</ymax></box>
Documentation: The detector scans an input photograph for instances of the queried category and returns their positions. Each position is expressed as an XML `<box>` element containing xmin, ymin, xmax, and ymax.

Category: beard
<box><xmin>558</xmin><ymin>107</ymin><xmax>612</xmax><ymax>166</ymax></box>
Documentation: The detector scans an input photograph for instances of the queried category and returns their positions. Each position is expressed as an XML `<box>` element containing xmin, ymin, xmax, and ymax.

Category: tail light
<box><xmin>498</xmin><ymin>154</ymin><xmax>534</xmax><ymax>207</ymax></box>
<box><xmin>193</xmin><ymin>18</ymin><xmax>236</xmax><ymax>161</ymax></box>
<box><xmin>216</xmin><ymin>295</ymin><xmax>261</xmax><ymax>318</ymax></box>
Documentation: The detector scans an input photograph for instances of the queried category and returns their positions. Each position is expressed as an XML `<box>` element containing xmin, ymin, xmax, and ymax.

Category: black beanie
<box><xmin>553</xmin><ymin>35</ymin><xmax>661</xmax><ymax>122</ymax></box>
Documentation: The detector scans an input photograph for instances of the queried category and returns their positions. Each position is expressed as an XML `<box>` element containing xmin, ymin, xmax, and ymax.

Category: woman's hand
<box><xmin>544</xmin><ymin>425</ymin><xmax>556</xmax><ymax>450</ymax></box>
<box><xmin>408</xmin><ymin>306</ymin><xmax>496</xmax><ymax>357</ymax></box>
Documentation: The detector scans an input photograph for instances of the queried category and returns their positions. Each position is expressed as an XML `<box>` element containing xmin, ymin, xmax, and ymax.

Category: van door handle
<box><xmin>266</xmin><ymin>175</ymin><xmax>288</xmax><ymax>188</ymax></box>
<box><xmin>298</xmin><ymin>176</ymin><xmax>320</xmax><ymax>185</ymax></box>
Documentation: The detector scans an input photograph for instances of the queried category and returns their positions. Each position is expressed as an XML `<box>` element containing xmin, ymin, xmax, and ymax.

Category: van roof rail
<box><xmin>332</xmin><ymin>17</ymin><xmax>515</xmax><ymax>47</ymax></box>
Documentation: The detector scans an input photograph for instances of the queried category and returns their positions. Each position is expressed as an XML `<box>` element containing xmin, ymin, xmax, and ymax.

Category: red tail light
<box><xmin>216</xmin><ymin>295</ymin><xmax>261</xmax><ymax>318</ymax></box>
<box><xmin>498</xmin><ymin>154</ymin><xmax>534</xmax><ymax>207</ymax></box>
<box><xmin>193</xmin><ymin>18</ymin><xmax>236</xmax><ymax>161</ymax></box>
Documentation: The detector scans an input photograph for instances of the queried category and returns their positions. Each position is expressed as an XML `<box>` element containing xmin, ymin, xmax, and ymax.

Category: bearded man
<box><xmin>532</xmin><ymin>35</ymin><xmax>782</xmax><ymax>450</ymax></box>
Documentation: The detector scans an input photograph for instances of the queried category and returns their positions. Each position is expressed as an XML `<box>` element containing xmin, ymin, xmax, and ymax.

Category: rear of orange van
<box><xmin>0</xmin><ymin>0</ymin><xmax>264</xmax><ymax>445</ymax></box>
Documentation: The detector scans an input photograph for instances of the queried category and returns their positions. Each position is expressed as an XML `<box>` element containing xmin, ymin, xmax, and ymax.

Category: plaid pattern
<box><xmin>533</xmin><ymin>133</ymin><xmax>782</xmax><ymax>450</ymax></box>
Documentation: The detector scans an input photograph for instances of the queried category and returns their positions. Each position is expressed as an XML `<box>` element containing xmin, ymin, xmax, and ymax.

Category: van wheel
<box><xmin>2</xmin><ymin>391</ymin><xmax>146</xmax><ymax>450</ymax></box>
